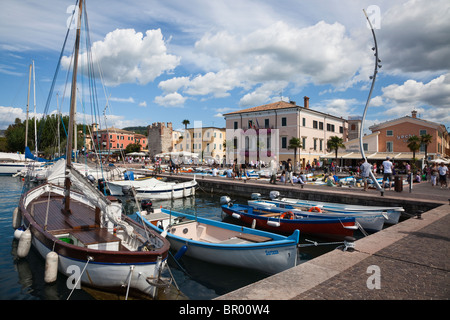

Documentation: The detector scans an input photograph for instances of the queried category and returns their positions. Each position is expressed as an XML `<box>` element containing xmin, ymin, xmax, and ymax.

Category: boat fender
<box><xmin>44</xmin><ymin>251</ymin><xmax>59</xmax><ymax>283</ymax></box>
<box><xmin>280</xmin><ymin>211</ymin><xmax>295</xmax><ymax>220</ymax></box>
<box><xmin>308</xmin><ymin>206</ymin><xmax>322</xmax><ymax>213</ymax></box>
<box><xmin>14</xmin><ymin>225</ymin><xmax>26</xmax><ymax>240</ymax></box>
<box><xmin>220</xmin><ymin>196</ymin><xmax>231</xmax><ymax>205</ymax></box>
<box><xmin>174</xmin><ymin>245</ymin><xmax>188</xmax><ymax>260</ymax></box>
<box><xmin>251</xmin><ymin>219</ymin><xmax>256</xmax><ymax>229</ymax></box>
<box><xmin>17</xmin><ymin>229</ymin><xmax>32</xmax><ymax>258</ymax></box>
<box><xmin>12</xmin><ymin>207</ymin><xmax>22</xmax><ymax>229</ymax></box>
<box><xmin>267</xmin><ymin>220</ymin><xmax>280</xmax><ymax>227</ymax></box>
<box><xmin>231</xmin><ymin>213</ymin><xmax>241</xmax><ymax>219</ymax></box>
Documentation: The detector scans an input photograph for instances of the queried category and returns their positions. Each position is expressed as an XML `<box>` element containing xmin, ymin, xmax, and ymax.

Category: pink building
<box><xmin>92</xmin><ymin>127</ymin><xmax>148</xmax><ymax>153</ymax></box>
<box><xmin>224</xmin><ymin>97</ymin><xmax>348</xmax><ymax>167</ymax></box>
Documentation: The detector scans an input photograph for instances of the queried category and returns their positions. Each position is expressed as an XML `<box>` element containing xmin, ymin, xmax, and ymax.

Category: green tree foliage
<box><xmin>327</xmin><ymin>136</ymin><xmax>345</xmax><ymax>163</ymax></box>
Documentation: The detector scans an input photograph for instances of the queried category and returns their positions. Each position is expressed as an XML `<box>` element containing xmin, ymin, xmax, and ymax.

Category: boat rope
<box><xmin>125</xmin><ymin>265</ymin><xmax>135</xmax><ymax>300</ymax></box>
<box><xmin>355</xmin><ymin>221</ymin><xmax>369</xmax><ymax>237</ymax></box>
<box><xmin>67</xmin><ymin>256</ymin><xmax>93</xmax><ymax>300</ymax></box>
<box><xmin>298</xmin><ymin>239</ymin><xmax>344</xmax><ymax>248</ymax></box>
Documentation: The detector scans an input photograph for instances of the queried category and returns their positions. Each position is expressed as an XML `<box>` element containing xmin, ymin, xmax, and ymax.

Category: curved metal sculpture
<box><xmin>360</xmin><ymin>9</ymin><xmax>383</xmax><ymax>194</ymax></box>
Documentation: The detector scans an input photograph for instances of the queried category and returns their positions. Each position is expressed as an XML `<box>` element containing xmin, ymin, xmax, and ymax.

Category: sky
<box><xmin>1</xmin><ymin>0</ymin><xmax>449</xmax><ymax>134</ymax></box>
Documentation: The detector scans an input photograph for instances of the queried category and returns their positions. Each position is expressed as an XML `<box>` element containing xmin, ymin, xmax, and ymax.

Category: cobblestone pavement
<box><xmin>294</xmin><ymin>213</ymin><xmax>449</xmax><ymax>300</ymax></box>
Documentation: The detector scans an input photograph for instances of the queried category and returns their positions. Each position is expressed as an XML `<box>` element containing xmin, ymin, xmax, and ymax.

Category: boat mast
<box><xmin>32</xmin><ymin>60</ymin><xmax>38</xmax><ymax>155</ymax></box>
<box><xmin>64</xmin><ymin>0</ymin><xmax>83</xmax><ymax>213</ymax></box>
<box><xmin>25</xmin><ymin>63</ymin><xmax>32</xmax><ymax>150</ymax></box>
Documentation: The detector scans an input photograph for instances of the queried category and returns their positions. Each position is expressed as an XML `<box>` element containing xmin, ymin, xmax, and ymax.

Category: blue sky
<box><xmin>1</xmin><ymin>0</ymin><xmax>449</xmax><ymax>134</ymax></box>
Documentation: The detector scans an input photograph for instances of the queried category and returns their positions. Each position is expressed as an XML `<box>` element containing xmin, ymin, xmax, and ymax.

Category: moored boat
<box><xmin>221</xmin><ymin>201</ymin><xmax>357</xmax><ymax>241</ymax></box>
<box><xmin>248</xmin><ymin>199</ymin><xmax>386</xmax><ymax>232</ymax></box>
<box><xmin>106</xmin><ymin>176</ymin><xmax>197</xmax><ymax>200</ymax></box>
<box><xmin>137</xmin><ymin>207</ymin><xmax>299</xmax><ymax>274</ymax></box>
<box><xmin>262</xmin><ymin>191</ymin><xmax>403</xmax><ymax>225</ymax></box>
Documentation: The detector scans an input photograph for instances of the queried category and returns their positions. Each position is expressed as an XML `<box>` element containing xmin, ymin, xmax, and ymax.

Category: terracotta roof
<box><xmin>223</xmin><ymin>101</ymin><xmax>298</xmax><ymax>115</ymax></box>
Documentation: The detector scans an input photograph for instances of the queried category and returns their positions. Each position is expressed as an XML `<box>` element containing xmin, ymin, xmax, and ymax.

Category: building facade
<box><xmin>369</xmin><ymin>110</ymin><xmax>449</xmax><ymax>159</ymax></box>
<box><xmin>147</xmin><ymin>122</ymin><xmax>173</xmax><ymax>157</ymax></box>
<box><xmin>92</xmin><ymin>126</ymin><xmax>148</xmax><ymax>153</ymax></box>
<box><xmin>223</xmin><ymin>97</ymin><xmax>348</xmax><ymax>167</ymax></box>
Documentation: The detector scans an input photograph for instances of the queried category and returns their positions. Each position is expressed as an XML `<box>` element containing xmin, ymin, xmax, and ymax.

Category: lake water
<box><xmin>0</xmin><ymin>176</ymin><xmax>342</xmax><ymax>300</ymax></box>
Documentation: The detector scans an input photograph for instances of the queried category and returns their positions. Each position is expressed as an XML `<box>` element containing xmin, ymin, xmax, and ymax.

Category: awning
<box><xmin>321</xmin><ymin>152</ymin><xmax>426</xmax><ymax>161</ymax></box>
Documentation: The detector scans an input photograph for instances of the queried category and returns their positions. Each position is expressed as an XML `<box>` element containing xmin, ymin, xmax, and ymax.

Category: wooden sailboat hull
<box><xmin>19</xmin><ymin>183</ymin><xmax>170</xmax><ymax>298</ymax></box>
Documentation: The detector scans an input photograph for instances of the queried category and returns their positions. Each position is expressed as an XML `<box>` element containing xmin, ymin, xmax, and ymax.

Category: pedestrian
<box><xmin>382</xmin><ymin>156</ymin><xmax>394</xmax><ymax>190</ymax></box>
<box><xmin>360</xmin><ymin>159</ymin><xmax>372</xmax><ymax>191</ymax></box>
<box><xmin>430</xmin><ymin>163</ymin><xmax>438</xmax><ymax>187</ymax></box>
<box><xmin>285</xmin><ymin>158</ymin><xmax>294</xmax><ymax>185</ymax></box>
<box><xmin>438</xmin><ymin>162</ymin><xmax>448</xmax><ymax>188</ymax></box>
<box><xmin>269</xmin><ymin>156</ymin><xmax>278</xmax><ymax>184</ymax></box>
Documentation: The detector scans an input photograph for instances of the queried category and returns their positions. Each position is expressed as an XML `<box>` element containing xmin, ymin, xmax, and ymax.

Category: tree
<box><xmin>288</xmin><ymin>137</ymin><xmax>302</xmax><ymax>169</ymax></box>
<box><xmin>125</xmin><ymin>143</ymin><xmax>141</xmax><ymax>154</ymax></box>
<box><xmin>407</xmin><ymin>135</ymin><xmax>421</xmax><ymax>171</ymax></box>
<box><xmin>327</xmin><ymin>136</ymin><xmax>345</xmax><ymax>164</ymax></box>
<box><xmin>420</xmin><ymin>133</ymin><xmax>433</xmax><ymax>161</ymax></box>
<box><xmin>182</xmin><ymin>119</ymin><xmax>190</xmax><ymax>130</ymax></box>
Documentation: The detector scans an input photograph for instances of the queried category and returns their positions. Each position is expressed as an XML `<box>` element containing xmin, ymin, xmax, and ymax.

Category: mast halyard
<box><xmin>64</xmin><ymin>0</ymin><xmax>83</xmax><ymax>214</ymax></box>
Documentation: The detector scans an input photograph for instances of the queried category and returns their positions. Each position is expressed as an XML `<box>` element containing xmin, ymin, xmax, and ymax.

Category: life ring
<box><xmin>308</xmin><ymin>206</ymin><xmax>322</xmax><ymax>213</ymax></box>
<box><xmin>280</xmin><ymin>211</ymin><xmax>294</xmax><ymax>220</ymax></box>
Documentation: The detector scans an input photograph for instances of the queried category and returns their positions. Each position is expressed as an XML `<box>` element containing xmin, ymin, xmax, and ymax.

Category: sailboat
<box><xmin>14</xmin><ymin>0</ymin><xmax>171</xmax><ymax>299</ymax></box>
<box><xmin>1</xmin><ymin>62</ymin><xmax>43</xmax><ymax>176</ymax></box>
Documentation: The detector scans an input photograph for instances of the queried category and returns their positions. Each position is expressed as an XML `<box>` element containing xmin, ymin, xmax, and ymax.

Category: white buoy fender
<box><xmin>44</xmin><ymin>251</ymin><xmax>59</xmax><ymax>283</ymax></box>
<box><xmin>14</xmin><ymin>225</ymin><xmax>26</xmax><ymax>240</ymax></box>
<box><xmin>17</xmin><ymin>229</ymin><xmax>32</xmax><ymax>258</ymax></box>
<box><xmin>12</xmin><ymin>207</ymin><xmax>22</xmax><ymax>229</ymax></box>
<box><xmin>267</xmin><ymin>220</ymin><xmax>280</xmax><ymax>227</ymax></box>
<box><xmin>231</xmin><ymin>213</ymin><xmax>241</xmax><ymax>219</ymax></box>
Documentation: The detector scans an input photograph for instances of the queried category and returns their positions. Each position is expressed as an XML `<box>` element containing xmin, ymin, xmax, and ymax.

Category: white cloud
<box><xmin>62</xmin><ymin>28</ymin><xmax>180</xmax><ymax>87</ymax></box>
<box><xmin>154</xmin><ymin>92</ymin><xmax>187</xmax><ymax>107</ymax></box>
<box><xmin>0</xmin><ymin>106</ymin><xmax>28</xmax><ymax>129</ymax></box>
<box><xmin>109</xmin><ymin>96</ymin><xmax>135</xmax><ymax>103</ymax></box>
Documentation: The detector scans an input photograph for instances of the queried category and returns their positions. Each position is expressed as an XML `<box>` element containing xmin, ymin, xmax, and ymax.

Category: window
<box><xmin>326</xmin><ymin>123</ymin><xmax>335</xmax><ymax>132</ymax></box>
<box><xmin>248</xmin><ymin>120</ymin><xmax>254</xmax><ymax>128</ymax></box>
<box><xmin>265</xmin><ymin>119</ymin><xmax>269</xmax><ymax>128</ymax></box>
<box><xmin>419</xmin><ymin>129</ymin><xmax>427</xmax><ymax>136</ymax></box>
<box><xmin>313</xmin><ymin>139</ymin><xmax>317</xmax><ymax>150</ymax></box>
<box><xmin>339</xmin><ymin>126</ymin><xmax>343</xmax><ymax>134</ymax></box>
<box><xmin>386</xmin><ymin>130</ymin><xmax>393</xmax><ymax>136</ymax></box>
<box><xmin>302</xmin><ymin>137</ymin><xmax>306</xmax><ymax>150</ymax></box>
<box><xmin>281</xmin><ymin>137</ymin><xmax>287</xmax><ymax>149</ymax></box>
<box><xmin>319</xmin><ymin>139</ymin><xmax>323</xmax><ymax>151</ymax></box>
<box><xmin>363</xmin><ymin>143</ymin><xmax>368</xmax><ymax>151</ymax></box>
<box><xmin>386</xmin><ymin>141</ymin><xmax>393</xmax><ymax>152</ymax></box>
<box><xmin>319</xmin><ymin>122</ymin><xmax>323</xmax><ymax>130</ymax></box>
<box><xmin>313</xmin><ymin>120</ymin><xmax>318</xmax><ymax>129</ymax></box>
<box><xmin>234</xmin><ymin>121</ymin><xmax>238</xmax><ymax>129</ymax></box>
<box><xmin>281</xmin><ymin>117</ymin><xmax>287</xmax><ymax>126</ymax></box>
<box><xmin>302</xmin><ymin>118</ymin><xmax>306</xmax><ymax>126</ymax></box>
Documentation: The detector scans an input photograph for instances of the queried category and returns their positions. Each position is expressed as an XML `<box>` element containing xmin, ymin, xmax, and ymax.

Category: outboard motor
<box><xmin>86</xmin><ymin>174</ymin><xmax>95</xmax><ymax>184</ymax></box>
<box><xmin>98</xmin><ymin>178</ymin><xmax>108</xmax><ymax>194</ymax></box>
<box><xmin>220</xmin><ymin>196</ymin><xmax>232</xmax><ymax>206</ymax></box>
<box><xmin>251</xmin><ymin>193</ymin><xmax>261</xmax><ymax>200</ymax></box>
<box><xmin>141</xmin><ymin>199</ymin><xmax>153</xmax><ymax>213</ymax></box>
<box><xmin>269</xmin><ymin>190</ymin><xmax>280</xmax><ymax>200</ymax></box>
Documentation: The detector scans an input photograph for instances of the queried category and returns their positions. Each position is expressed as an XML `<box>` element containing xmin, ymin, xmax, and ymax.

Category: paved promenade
<box><xmin>212</xmin><ymin>179</ymin><xmax>449</xmax><ymax>300</ymax></box>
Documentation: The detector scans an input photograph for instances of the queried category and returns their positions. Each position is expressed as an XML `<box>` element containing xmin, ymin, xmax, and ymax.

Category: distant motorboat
<box><xmin>107</xmin><ymin>176</ymin><xmax>197</xmax><ymax>200</ymax></box>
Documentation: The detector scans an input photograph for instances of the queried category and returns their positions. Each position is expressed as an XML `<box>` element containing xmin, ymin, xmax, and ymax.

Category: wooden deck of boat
<box><xmin>30</xmin><ymin>195</ymin><xmax>99</xmax><ymax>232</ymax></box>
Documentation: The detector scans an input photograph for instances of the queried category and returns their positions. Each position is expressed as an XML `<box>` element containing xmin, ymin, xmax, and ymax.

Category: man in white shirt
<box><xmin>438</xmin><ymin>163</ymin><xmax>448</xmax><ymax>188</ymax></box>
<box><xmin>269</xmin><ymin>156</ymin><xmax>278</xmax><ymax>184</ymax></box>
<box><xmin>382</xmin><ymin>156</ymin><xmax>394</xmax><ymax>190</ymax></box>
<box><xmin>360</xmin><ymin>159</ymin><xmax>373</xmax><ymax>191</ymax></box>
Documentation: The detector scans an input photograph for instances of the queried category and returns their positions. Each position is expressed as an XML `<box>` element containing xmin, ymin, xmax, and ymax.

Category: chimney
<box><xmin>411</xmin><ymin>110</ymin><xmax>417</xmax><ymax>118</ymax></box>
<box><xmin>304</xmin><ymin>96</ymin><xmax>310</xmax><ymax>109</ymax></box>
